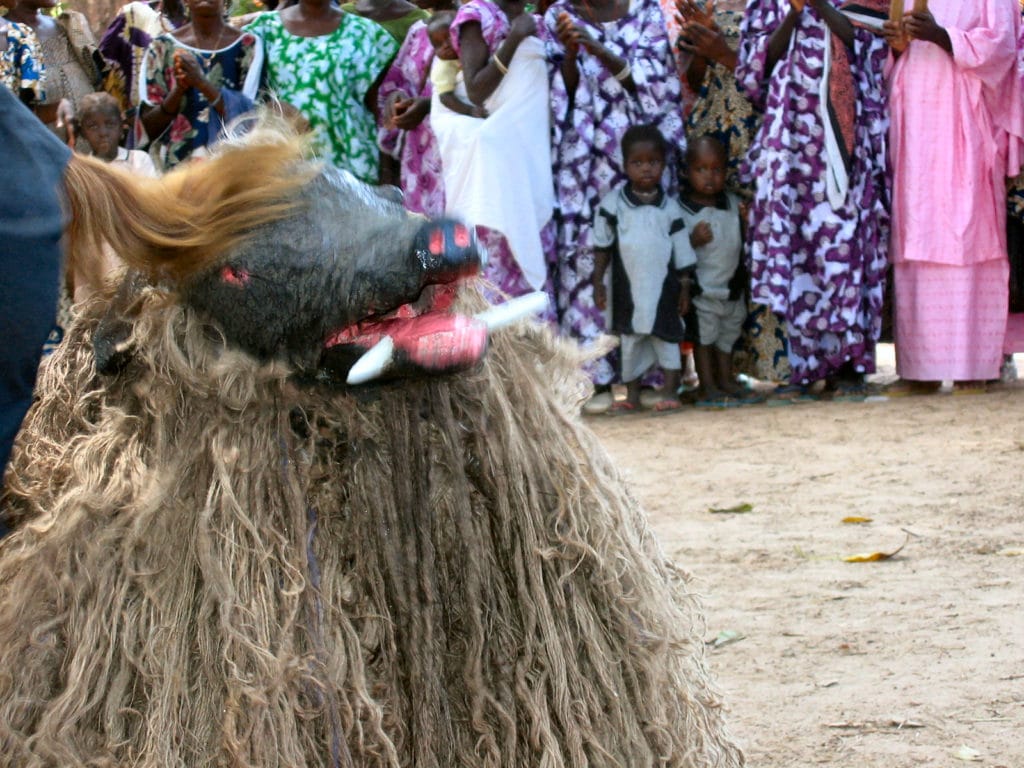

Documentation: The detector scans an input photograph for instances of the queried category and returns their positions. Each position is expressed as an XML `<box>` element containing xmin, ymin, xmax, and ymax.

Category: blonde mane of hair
<box><xmin>63</xmin><ymin>125</ymin><xmax>317</xmax><ymax>285</ymax></box>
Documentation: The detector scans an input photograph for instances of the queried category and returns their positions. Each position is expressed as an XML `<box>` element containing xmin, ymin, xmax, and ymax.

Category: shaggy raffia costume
<box><xmin>0</xmin><ymin>132</ymin><xmax>743</xmax><ymax>767</ymax></box>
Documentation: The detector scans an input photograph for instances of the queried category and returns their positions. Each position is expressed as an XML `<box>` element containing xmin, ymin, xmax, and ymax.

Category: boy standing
<box><xmin>593</xmin><ymin>124</ymin><xmax>695</xmax><ymax>413</ymax></box>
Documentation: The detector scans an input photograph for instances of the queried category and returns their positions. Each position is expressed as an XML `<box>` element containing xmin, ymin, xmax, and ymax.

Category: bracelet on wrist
<box><xmin>614</xmin><ymin>62</ymin><xmax>632</xmax><ymax>82</ymax></box>
<box><xmin>209</xmin><ymin>90</ymin><xmax>223</xmax><ymax>110</ymax></box>
<box><xmin>492</xmin><ymin>53</ymin><xmax>509</xmax><ymax>76</ymax></box>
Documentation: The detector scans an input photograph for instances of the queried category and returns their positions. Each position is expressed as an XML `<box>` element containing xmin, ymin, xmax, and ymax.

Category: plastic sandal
<box><xmin>607</xmin><ymin>401</ymin><xmax>639</xmax><ymax>415</ymax></box>
<box><xmin>653</xmin><ymin>398</ymin><xmax>683</xmax><ymax>412</ymax></box>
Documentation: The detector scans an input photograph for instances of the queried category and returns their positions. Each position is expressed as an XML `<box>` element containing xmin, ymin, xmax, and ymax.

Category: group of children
<box><xmin>594</xmin><ymin>126</ymin><xmax>750</xmax><ymax>413</ymax></box>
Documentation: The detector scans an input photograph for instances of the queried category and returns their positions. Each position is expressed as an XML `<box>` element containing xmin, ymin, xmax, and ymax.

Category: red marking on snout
<box><xmin>429</xmin><ymin>228</ymin><xmax>445</xmax><ymax>256</ymax></box>
<box><xmin>453</xmin><ymin>224</ymin><xmax>471</xmax><ymax>249</ymax></box>
<box><xmin>221</xmin><ymin>265</ymin><xmax>251</xmax><ymax>287</ymax></box>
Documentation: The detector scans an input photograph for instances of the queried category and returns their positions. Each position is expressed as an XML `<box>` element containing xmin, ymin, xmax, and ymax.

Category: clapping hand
<box><xmin>555</xmin><ymin>13</ymin><xmax>601</xmax><ymax>55</ymax></box>
<box><xmin>676</xmin><ymin>0</ymin><xmax>715</xmax><ymax>29</ymax></box>
<box><xmin>903</xmin><ymin>9</ymin><xmax>943</xmax><ymax>45</ymax></box>
<box><xmin>391</xmin><ymin>97</ymin><xmax>429</xmax><ymax>130</ymax></box>
<box><xmin>678</xmin><ymin>21</ymin><xmax>732</xmax><ymax>63</ymax></box>
<box><xmin>173</xmin><ymin>50</ymin><xmax>204</xmax><ymax>89</ymax></box>
<box><xmin>880</xmin><ymin>18</ymin><xmax>906</xmax><ymax>49</ymax></box>
<box><xmin>554</xmin><ymin>10</ymin><xmax>581</xmax><ymax>53</ymax></box>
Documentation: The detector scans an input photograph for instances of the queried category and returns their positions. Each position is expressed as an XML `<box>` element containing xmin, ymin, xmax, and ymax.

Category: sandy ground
<box><xmin>587</xmin><ymin>346</ymin><xmax>1024</xmax><ymax>767</ymax></box>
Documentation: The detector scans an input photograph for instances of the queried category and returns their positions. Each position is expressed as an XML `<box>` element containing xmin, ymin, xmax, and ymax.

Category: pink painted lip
<box><xmin>323</xmin><ymin>284</ymin><xmax>487</xmax><ymax>375</ymax></box>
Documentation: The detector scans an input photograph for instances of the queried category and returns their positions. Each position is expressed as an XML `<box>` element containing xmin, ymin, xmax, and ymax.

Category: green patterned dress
<box><xmin>245</xmin><ymin>12</ymin><xmax>398</xmax><ymax>182</ymax></box>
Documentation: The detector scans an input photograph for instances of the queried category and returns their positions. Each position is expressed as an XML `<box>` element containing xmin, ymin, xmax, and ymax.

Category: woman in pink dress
<box><xmin>884</xmin><ymin>1</ymin><xmax>1024</xmax><ymax>392</ymax></box>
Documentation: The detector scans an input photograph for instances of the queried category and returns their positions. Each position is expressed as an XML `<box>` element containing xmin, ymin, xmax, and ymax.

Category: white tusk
<box><xmin>346</xmin><ymin>292</ymin><xmax>548</xmax><ymax>386</ymax></box>
<box><xmin>346</xmin><ymin>335</ymin><xmax>395</xmax><ymax>385</ymax></box>
<box><xmin>474</xmin><ymin>291</ymin><xmax>549</xmax><ymax>331</ymax></box>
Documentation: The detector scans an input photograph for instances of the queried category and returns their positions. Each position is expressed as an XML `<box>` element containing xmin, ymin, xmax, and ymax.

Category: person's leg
<box><xmin>612</xmin><ymin>335</ymin><xmax>653</xmax><ymax>412</ymax></box>
<box><xmin>658</xmin><ymin>369</ymin><xmax>682</xmax><ymax>409</ymax></box>
<box><xmin>694</xmin><ymin>345</ymin><xmax>721</xmax><ymax>399</ymax></box>
<box><xmin>650</xmin><ymin>340</ymin><xmax>682</xmax><ymax>410</ymax></box>
<box><xmin>624</xmin><ymin>379</ymin><xmax>643</xmax><ymax>409</ymax></box>
<box><xmin>713</xmin><ymin>300</ymin><xmax>747</xmax><ymax>396</ymax></box>
<box><xmin>713</xmin><ymin>348</ymin><xmax>742</xmax><ymax>395</ymax></box>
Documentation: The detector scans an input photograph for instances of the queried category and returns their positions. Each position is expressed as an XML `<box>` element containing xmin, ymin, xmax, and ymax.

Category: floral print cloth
<box><xmin>543</xmin><ymin>0</ymin><xmax>685</xmax><ymax>385</ymax></box>
<box><xmin>736</xmin><ymin>0</ymin><xmax>889</xmax><ymax>385</ymax></box>
<box><xmin>0</xmin><ymin>19</ymin><xmax>44</xmax><ymax>102</ymax></box>
<box><xmin>141</xmin><ymin>32</ymin><xmax>263</xmax><ymax>169</ymax></box>
<box><xmin>377</xmin><ymin>20</ymin><xmax>445</xmax><ymax>217</ymax></box>
<box><xmin>246</xmin><ymin>11</ymin><xmax>398</xmax><ymax>182</ymax></box>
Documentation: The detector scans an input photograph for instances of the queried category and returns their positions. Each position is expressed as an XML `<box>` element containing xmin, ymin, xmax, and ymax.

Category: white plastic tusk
<box><xmin>474</xmin><ymin>291</ymin><xmax>549</xmax><ymax>331</ymax></box>
<box><xmin>346</xmin><ymin>335</ymin><xmax>395</xmax><ymax>385</ymax></box>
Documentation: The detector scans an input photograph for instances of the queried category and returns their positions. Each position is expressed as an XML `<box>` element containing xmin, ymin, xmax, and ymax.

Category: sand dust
<box><xmin>587</xmin><ymin>346</ymin><xmax>1024</xmax><ymax>767</ymax></box>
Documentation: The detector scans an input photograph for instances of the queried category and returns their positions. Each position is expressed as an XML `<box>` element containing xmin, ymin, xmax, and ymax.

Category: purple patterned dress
<box><xmin>736</xmin><ymin>1</ymin><xmax>889</xmax><ymax>385</ymax></box>
<box><xmin>450</xmin><ymin>0</ymin><xmax>558</xmax><ymax>318</ymax></box>
<box><xmin>377</xmin><ymin>20</ymin><xmax>445</xmax><ymax>218</ymax></box>
<box><xmin>544</xmin><ymin>0</ymin><xmax>684</xmax><ymax>385</ymax></box>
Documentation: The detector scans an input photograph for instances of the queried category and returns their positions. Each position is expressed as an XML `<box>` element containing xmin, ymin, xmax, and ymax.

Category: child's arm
<box><xmin>591</xmin><ymin>198</ymin><xmax>619</xmax><ymax>312</ymax></box>
<box><xmin>678</xmin><ymin>268</ymin><xmax>694</xmax><ymax>317</ymax></box>
<box><xmin>689</xmin><ymin>220</ymin><xmax>713</xmax><ymax>248</ymax></box>
<box><xmin>766</xmin><ymin>3</ymin><xmax>803</xmax><ymax>74</ymax></box>
<box><xmin>438</xmin><ymin>91</ymin><xmax>486</xmax><ymax>118</ymax></box>
<box><xmin>592</xmin><ymin>248</ymin><xmax>611</xmax><ymax>311</ymax></box>
<box><xmin>808</xmin><ymin>0</ymin><xmax>854</xmax><ymax>48</ymax></box>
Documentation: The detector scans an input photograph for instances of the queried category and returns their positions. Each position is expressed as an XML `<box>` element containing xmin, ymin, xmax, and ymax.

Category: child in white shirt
<box><xmin>592</xmin><ymin>124</ymin><xmax>695</xmax><ymax>413</ymax></box>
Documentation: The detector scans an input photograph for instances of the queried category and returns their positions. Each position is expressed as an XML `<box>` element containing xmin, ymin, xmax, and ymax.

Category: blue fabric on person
<box><xmin>0</xmin><ymin>88</ymin><xmax>70</xmax><ymax>493</ymax></box>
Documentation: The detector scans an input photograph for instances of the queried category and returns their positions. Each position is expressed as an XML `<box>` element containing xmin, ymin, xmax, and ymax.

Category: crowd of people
<box><xmin>2</xmin><ymin>0</ymin><xmax>1024</xmax><ymax>413</ymax></box>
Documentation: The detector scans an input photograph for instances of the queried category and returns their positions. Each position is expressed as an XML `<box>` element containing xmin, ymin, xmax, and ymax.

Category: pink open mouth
<box><xmin>323</xmin><ymin>284</ymin><xmax>488</xmax><ymax>377</ymax></box>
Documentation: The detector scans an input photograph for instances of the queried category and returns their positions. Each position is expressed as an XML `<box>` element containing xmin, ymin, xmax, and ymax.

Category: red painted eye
<box><xmin>429</xmin><ymin>228</ymin><xmax>445</xmax><ymax>256</ymax></box>
<box><xmin>453</xmin><ymin>224</ymin><xmax>471</xmax><ymax>249</ymax></box>
<box><xmin>220</xmin><ymin>265</ymin><xmax>251</xmax><ymax>287</ymax></box>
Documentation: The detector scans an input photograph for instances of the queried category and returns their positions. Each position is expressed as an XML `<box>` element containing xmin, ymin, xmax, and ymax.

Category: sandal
<box><xmin>952</xmin><ymin>382</ymin><xmax>988</xmax><ymax>396</ymax></box>
<box><xmin>607</xmin><ymin>401</ymin><xmax>639</xmax><ymax>415</ymax></box>
<box><xmin>830</xmin><ymin>381</ymin><xmax>869</xmax><ymax>402</ymax></box>
<box><xmin>695</xmin><ymin>396</ymin><xmax>738</xmax><ymax>409</ymax></box>
<box><xmin>884</xmin><ymin>380</ymin><xmax>941</xmax><ymax>397</ymax></box>
<box><xmin>771</xmin><ymin>384</ymin><xmax>815</xmax><ymax>402</ymax></box>
<box><xmin>653</xmin><ymin>398</ymin><xmax>683</xmax><ymax>413</ymax></box>
<box><xmin>731</xmin><ymin>392</ymin><xmax>765</xmax><ymax>406</ymax></box>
